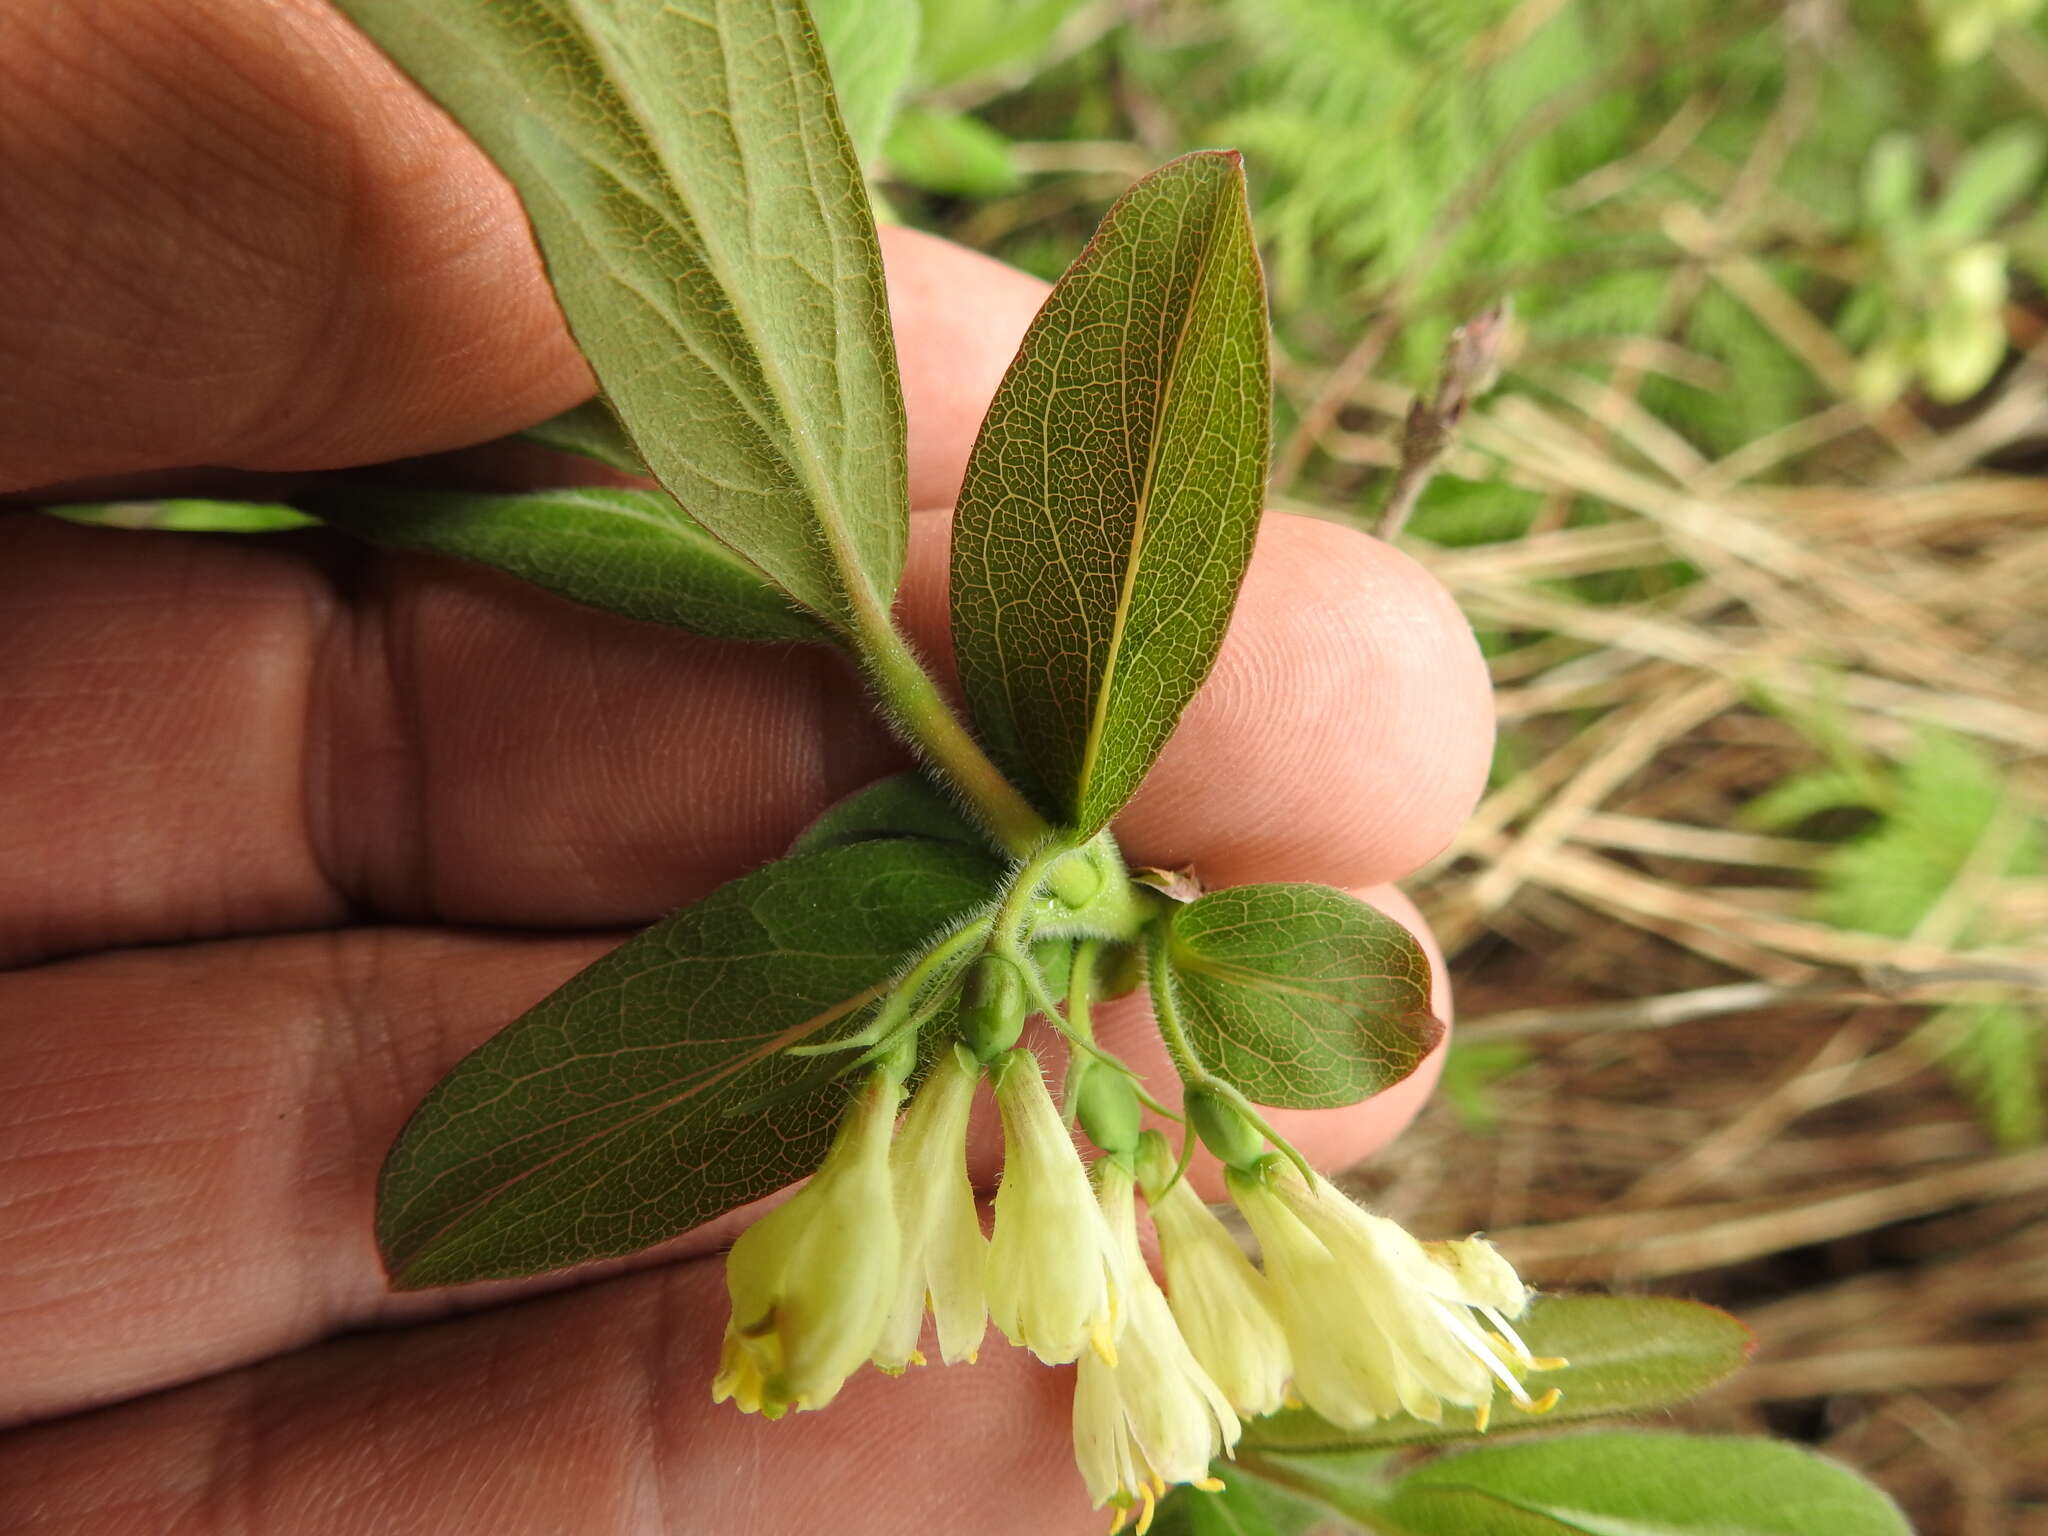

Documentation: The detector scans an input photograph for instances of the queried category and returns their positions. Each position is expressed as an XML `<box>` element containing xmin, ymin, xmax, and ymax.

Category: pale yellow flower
<box><xmin>1229</xmin><ymin>1159</ymin><xmax>1560</xmax><ymax>1431</ymax></box>
<box><xmin>1074</xmin><ymin>1160</ymin><xmax>1238</xmax><ymax>1534</ymax></box>
<box><xmin>873</xmin><ymin>1043</ymin><xmax>988</xmax><ymax>1371</ymax></box>
<box><xmin>1147</xmin><ymin>1169</ymin><xmax>1292</xmax><ymax>1418</ymax></box>
<box><xmin>713</xmin><ymin>1071</ymin><xmax>902</xmax><ymax>1417</ymax></box>
<box><xmin>986</xmin><ymin>1048</ymin><xmax>1121</xmax><ymax>1365</ymax></box>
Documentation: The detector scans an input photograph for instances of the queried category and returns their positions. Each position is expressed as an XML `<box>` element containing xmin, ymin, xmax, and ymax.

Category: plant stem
<box><xmin>991</xmin><ymin>841</ymin><xmax>1073</xmax><ymax>949</ymax></box>
<box><xmin>857</xmin><ymin>613</ymin><xmax>1051</xmax><ymax>855</ymax></box>
<box><xmin>1144</xmin><ymin>923</ymin><xmax>1206</xmax><ymax>1084</ymax></box>
<box><xmin>1375</xmin><ymin>299</ymin><xmax>1512</xmax><ymax>541</ymax></box>
<box><xmin>1066</xmin><ymin>939</ymin><xmax>1102</xmax><ymax>1046</ymax></box>
<box><xmin>1144</xmin><ymin>925</ymin><xmax>1314</xmax><ymax>1181</ymax></box>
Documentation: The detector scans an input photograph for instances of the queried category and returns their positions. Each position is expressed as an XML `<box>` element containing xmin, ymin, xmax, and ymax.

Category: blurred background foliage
<box><xmin>825</xmin><ymin>0</ymin><xmax>2048</xmax><ymax>1527</ymax></box>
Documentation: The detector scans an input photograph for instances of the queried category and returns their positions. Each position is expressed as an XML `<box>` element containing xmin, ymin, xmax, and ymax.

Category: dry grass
<box><xmin>1291</xmin><ymin>328</ymin><xmax>2048</xmax><ymax>1530</ymax></box>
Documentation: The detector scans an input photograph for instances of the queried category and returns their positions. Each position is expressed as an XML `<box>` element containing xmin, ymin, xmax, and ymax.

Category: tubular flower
<box><xmin>713</xmin><ymin>1070</ymin><xmax>903</xmax><ymax>1418</ymax></box>
<box><xmin>986</xmin><ymin>1048</ymin><xmax>1121</xmax><ymax>1365</ymax></box>
<box><xmin>1145</xmin><ymin>1168</ymin><xmax>1293</xmax><ymax>1418</ymax></box>
<box><xmin>873</xmin><ymin>1043</ymin><xmax>989</xmax><ymax>1372</ymax></box>
<box><xmin>1074</xmin><ymin>1159</ymin><xmax>1239</xmax><ymax>1534</ymax></box>
<box><xmin>1228</xmin><ymin>1159</ymin><xmax>1561</xmax><ymax>1431</ymax></box>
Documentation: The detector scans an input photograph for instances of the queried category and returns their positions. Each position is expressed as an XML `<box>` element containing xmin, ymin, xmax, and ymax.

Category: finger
<box><xmin>0</xmin><ymin>889</ymin><xmax>1443</xmax><ymax>1423</ymax></box>
<box><xmin>896</xmin><ymin>510</ymin><xmax>1494</xmax><ymax>893</ymax></box>
<box><xmin>0</xmin><ymin>511</ymin><xmax>1490</xmax><ymax>965</ymax></box>
<box><xmin>881</xmin><ymin>226</ymin><xmax>1051</xmax><ymax>510</ymax></box>
<box><xmin>0</xmin><ymin>1259</ymin><xmax>1101</xmax><ymax>1536</ymax></box>
<box><xmin>0</xmin><ymin>1</ymin><xmax>1043</xmax><ymax>495</ymax></box>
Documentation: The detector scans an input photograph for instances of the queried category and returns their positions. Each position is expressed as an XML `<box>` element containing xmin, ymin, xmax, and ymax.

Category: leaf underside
<box><xmin>1166</xmin><ymin>883</ymin><xmax>1441</xmax><ymax>1110</ymax></box>
<box><xmin>332</xmin><ymin>0</ymin><xmax>908</xmax><ymax>633</ymax></box>
<box><xmin>787</xmin><ymin>771</ymin><xmax>993</xmax><ymax>855</ymax></box>
<box><xmin>376</xmin><ymin>838</ymin><xmax>1000</xmax><ymax>1288</ymax></box>
<box><xmin>518</xmin><ymin>398</ymin><xmax>645</xmax><ymax>474</ymax></box>
<box><xmin>950</xmin><ymin>149</ymin><xmax>1271</xmax><ymax>835</ymax></box>
<box><xmin>314</xmin><ymin>485</ymin><xmax>825</xmax><ymax>645</ymax></box>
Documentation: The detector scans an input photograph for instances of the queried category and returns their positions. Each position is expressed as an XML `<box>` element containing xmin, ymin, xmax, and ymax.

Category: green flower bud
<box><xmin>1185</xmin><ymin>1085</ymin><xmax>1266</xmax><ymax>1170</ymax></box>
<box><xmin>1047</xmin><ymin>849</ymin><xmax>1105</xmax><ymax>909</ymax></box>
<box><xmin>1093</xmin><ymin>941</ymin><xmax>1144</xmax><ymax>1000</ymax></box>
<box><xmin>1073</xmin><ymin>1062</ymin><xmax>1143</xmax><ymax>1158</ymax></box>
<box><xmin>958</xmin><ymin>954</ymin><xmax>1028</xmax><ymax>1061</ymax></box>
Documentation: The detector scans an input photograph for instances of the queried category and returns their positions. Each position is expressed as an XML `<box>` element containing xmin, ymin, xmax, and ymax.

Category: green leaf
<box><xmin>1164</xmin><ymin>883</ymin><xmax>1439</xmax><ymax>1109</ymax></box>
<box><xmin>313</xmin><ymin>485</ymin><xmax>826</xmax><ymax>645</ymax></box>
<box><xmin>1350</xmin><ymin>1433</ymin><xmax>1911</xmax><ymax>1536</ymax></box>
<box><xmin>789</xmin><ymin>771</ymin><xmax>990</xmax><ymax>854</ymax></box>
<box><xmin>950</xmin><ymin>150</ymin><xmax>1271</xmax><ymax>834</ymax></box>
<box><xmin>333</xmin><ymin>0</ymin><xmax>908</xmax><ymax>635</ymax></box>
<box><xmin>1861</xmin><ymin>133</ymin><xmax>1921</xmax><ymax>232</ymax></box>
<box><xmin>885</xmin><ymin>105</ymin><xmax>1023</xmax><ymax>197</ymax></box>
<box><xmin>1241</xmin><ymin>1295</ymin><xmax>1755</xmax><ymax>1455</ymax></box>
<box><xmin>809</xmin><ymin>0</ymin><xmax>920</xmax><ymax>167</ymax></box>
<box><xmin>1151</xmin><ymin>1473</ymin><xmax>1329</xmax><ymax>1536</ymax></box>
<box><xmin>1930</xmin><ymin>125</ymin><xmax>2044</xmax><ymax>243</ymax></box>
<box><xmin>376</xmin><ymin>839</ymin><xmax>1000</xmax><ymax>1287</ymax></box>
<box><xmin>43</xmin><ymin>499</ymin><xmax>315</xmax><ymax>533</ymax></box>
<box><xmin>518</xmin><ymin>399</ymin><xmax>644</xmax><ymax>474</ymax></box>
<box><xmin>1919</xmin><ymin>998</ymin><xmax>2046</xmax><ymax>1148</ymax></box>
<box><xmin>1227</xmin><ymin>1450</ymin><xmax>1400</xmax><ymax>1529</ymax></box>
<box><xmin>915</xmin><ymin>0</ymin><xmax>1090</xmax><ymax>89</ymax></box>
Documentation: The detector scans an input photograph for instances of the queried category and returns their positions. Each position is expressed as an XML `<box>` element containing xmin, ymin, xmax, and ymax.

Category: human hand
<box><xmin>0</xmin><ymin>3</ymin><xmax>1494</xmax><ymax>1530</ymax></box>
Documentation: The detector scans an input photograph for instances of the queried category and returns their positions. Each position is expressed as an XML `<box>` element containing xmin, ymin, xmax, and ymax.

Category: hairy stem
<box><xmin>857</xmin><ymin>612</ymin><xmax>1051</xmax><ymax>855</ymax></box>
<box><xmin>1145</xmin><ymin>925</ymin><xmax>1313</xmax><ymax>1180</ymax></box>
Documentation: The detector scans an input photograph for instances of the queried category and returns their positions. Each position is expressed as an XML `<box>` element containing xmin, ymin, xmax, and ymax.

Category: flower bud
<box><xmin>1185</xmin><ymin>1086</ymin><xmax>1266</xmax><ymax>1170</ymax></box>
<box><xmin>1093</xmin><ymin>941</ymin><xmax>1145</xmax><ymax>1000</ymax></box>
<box><xmin>1073</xmin><ymin>1062</ymin><xmax>1143</xmax><ymax>1159</ymax></box>
<box><xmin>1047</xmin><ymin>849</ymin><xmax>1105</xmax><ymax>909</ymax></box>
<box><xmin>959</xmin><ymin>954</ymin><xmax>1028</xmax><ymax>1061</ymax></box>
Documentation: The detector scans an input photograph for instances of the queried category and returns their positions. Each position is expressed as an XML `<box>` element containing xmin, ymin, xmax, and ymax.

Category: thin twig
<box><xmin>1375</xmin><ymin>301</ymin><xmax>1513</xmax><ymax>540</ymax></box>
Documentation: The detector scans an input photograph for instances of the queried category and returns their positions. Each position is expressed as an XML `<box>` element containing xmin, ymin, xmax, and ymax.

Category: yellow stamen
<box><xmin>1529</xmin><ymin>1355</ymin><xmax>1570</xmax><ymax>1372</ymax></box>
<box><xmin>1194</xmin><ymin>1477</ymin><xmax>1226</xmax><ymax>1493</ymax></box>
<box><xmin>1472</xmin><ymin>1398</ymin><xmax>1492</xmax><ymax>1433</ymax></box>
<box><xmin>907</xmin><ymin>1349</ymin><xmax>928</xmax><ymax>1368</ymax></box>
<box><xmin>1517</xmin><ymin>1387</ymin><xmax>1563</xmax><ymax>1415</ymax></box>
<box><xmin>1134</xmin><ymin>1485</ymin><xmax>1159</xmax><ymax>1536</ymax></box>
